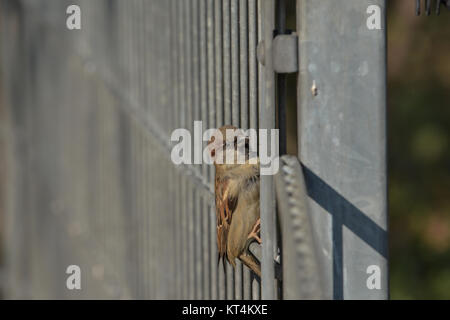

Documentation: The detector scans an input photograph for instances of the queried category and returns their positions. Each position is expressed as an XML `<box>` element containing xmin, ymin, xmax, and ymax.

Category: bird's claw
<box><xmin>247</xmin><ymin>218</ymin><xmax>261</xmax><ymax>244</ymax></box>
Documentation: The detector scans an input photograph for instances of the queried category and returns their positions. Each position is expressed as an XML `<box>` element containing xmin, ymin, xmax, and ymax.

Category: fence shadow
<box><xmin>302</xmin><ymin>165</ymin><xmax>388</xmax><ymax>299</ymax></box>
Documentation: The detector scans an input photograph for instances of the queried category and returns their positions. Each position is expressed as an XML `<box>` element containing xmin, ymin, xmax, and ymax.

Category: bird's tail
<box><xmin>217</xmin><ymin>253</ymin><xmax>227</xmax><ymax>274</ymax></box>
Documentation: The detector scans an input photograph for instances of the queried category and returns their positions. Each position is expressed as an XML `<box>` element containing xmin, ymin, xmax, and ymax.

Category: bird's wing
<box><xmin>215</xmin><ymin>176</ymin><xmax>238</xmax><ymax>264</ymax></box>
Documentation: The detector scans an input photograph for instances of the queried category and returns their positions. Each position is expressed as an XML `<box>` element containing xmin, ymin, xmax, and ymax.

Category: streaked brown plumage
<box><xmin>208</xmin><ymin>125</ymin><xmax>261</xmax><ymax>277</ymax></box>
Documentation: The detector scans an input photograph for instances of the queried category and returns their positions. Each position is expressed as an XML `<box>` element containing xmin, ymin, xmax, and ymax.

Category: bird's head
<box><xmin>207</xmin><ymin>125</ymin><xmax>257</xmax><ymax>170</ymax></box>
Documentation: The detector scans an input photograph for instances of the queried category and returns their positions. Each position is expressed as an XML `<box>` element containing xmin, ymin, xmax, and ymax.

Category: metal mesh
<box><xmin>0</xmin><ymin>0</ymin><xmax>267</xmax><ymax>299</ymax></box>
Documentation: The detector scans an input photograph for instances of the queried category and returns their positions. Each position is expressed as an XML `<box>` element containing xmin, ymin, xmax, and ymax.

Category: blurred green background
<box><xmin>387</xmin><ymin>1</ymin><xmax>450</xmax><ymax>299</ymax></box>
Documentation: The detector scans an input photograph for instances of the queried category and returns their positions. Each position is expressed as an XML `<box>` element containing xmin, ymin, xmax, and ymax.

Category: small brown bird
<box><xmin>208</xmin><ymin>125</ymin><xmax>261</xmax><ymax>277</ymax></box>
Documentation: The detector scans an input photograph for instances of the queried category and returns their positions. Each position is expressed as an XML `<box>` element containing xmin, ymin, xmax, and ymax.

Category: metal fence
<box><xmin>0</xmin><ymin>0</ymin><xmax>270</xmax><ymax>299</ymax></box>
<box><xmin>0</xmin><ymin>0</ymin><xmax>388</xmax><ymax>300</ymax></box>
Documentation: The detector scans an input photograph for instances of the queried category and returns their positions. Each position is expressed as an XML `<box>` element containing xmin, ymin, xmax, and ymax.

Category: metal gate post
<box><xmin>260</xmin><ymin>0</ymin><xmax>277</xmax><ymax>300</ymax></box>
<box><xmin>296</xmin><ymin>0</ymin><xmax>388</xmax><ymax>299</ymax></box>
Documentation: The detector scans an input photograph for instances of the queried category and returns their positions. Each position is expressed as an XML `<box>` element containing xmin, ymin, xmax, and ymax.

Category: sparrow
<box><xmin>208</xmin><ymin>125</ymin><xmax>261</xmax><ymax>277</ymax></box>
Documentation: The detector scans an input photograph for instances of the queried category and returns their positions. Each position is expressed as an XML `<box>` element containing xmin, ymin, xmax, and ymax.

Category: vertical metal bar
<box><xmin>125</xmin><ymin>2</ymin><xmax>133</xmax><ymax>297</ymax></box>
<box><xmin>126</xmin><ymin>1</ymin><xmax>133</xmax><ymax>109</ymax></box>
<box><xmin>167</xmin><ymin>0</ymin><xmax>177</xmax><ymax>298</ymax></box>
<box><xmin>163</xmin><ymin>1</ymin><xmax>173</xmax><ymax>138</ymax></box>
<box><xmin>132</xmin><ymin>120</ymin><xmax>138</xmax><ymax>298</ymax></box>
<box><xmin>185</xmin><ymin>0</ymin><xmax>193</xmax><ymax>135</ymax></box>
<box><xmin>177</xmin><ymin>1</ymin><xmax>187</xmax><ymax>293</ymax></box>
<box><xmin>148</xmin><ymin>140</ymin><xmax>154</xmax><ymax>299</ymax></box>
<box><xmin>192</xmin><ymin>0</ymin><xmax>201</xmax><ymax>166</ymax></box>
<box><xmin>141</xmin><ymin>0</ymin><xmax>148</xmax><ymax>116</ymax></box>
<box><xmin>139</xmin><ymin>129</ymin><xmax>146</xmax><ymax>298</ymax></box>
<box><xmin>137</xmin><ymin>1</ymin><xmax>145</xmax><ymax>298</ymax></box>
<box><xmin>143</xmin><ymin>133</ymin><xmax>150</xmax><ymax>298</ymax></box>
<box><xmin>175</xmin><ymin>170</ymin><xmax>182</xmax><ymax>299</ymax></box>
<box><xmin>207</xmin><ymin>0</ymin><xmax>218</xmax><ymax>300</ymax></box>
<box><xmin>154</xmin><ymin>136</ymin><xmax>162</xmax><ymax>298</ymax></box>
<box><xmin>260</xmin><ymin>0</ymin><xmax>276</xmax><ymax>300</ymax></box>
<box><xmin>215</xmin><ymin>0</ymin><xmax>224</xmax><ymax>129</ymax></box>
<box><xmin>231</xmin><ymin>0</ymin><xmax>240</xmax><ymax>128</ymax></box>
<box><xmin>154</xmin><ymin>0</ymin><xmax>162</xmax><ymax>131</ymax></box>
<box><xmin>209</xmin><ymin>205</ymin><xmax>219</xmax><ymax>300</ymax></box>
<box><xmin>249</xmin><ymin>0</ymin><xmax>258</xmax><ymax>131</ymax></box>
<box><xmin>158</xmin><ymin>1</ymin><xmax>170</xmax><ymax>290</ymax></box>
<box><xmin>426</xmin><ymin>0</ymin><xmax>431</xmax><ymax>15</ymax></box>
<box><xmin>296</xmin><ymin>0</ymin><xmax>388</xmax><ymax>300</ymax></box>
<box><xmin>193</xmin><ymin>0</ymin><xmax>201</xmax><ymax>128</ymax></box>
<box><xmin>214</xmin><ymin>0</ymin><xmax>226</xmax><ymax>301</ymax></box>
<box><xmin>179</xmin><ymin>0</ymin><xmax>187</xmax><ymax>130</ymax></box>
<box><xmin>184</xmin><ymin>0</ymin><xmax>195</xmax><ymax>298</ymax></box>
<box><xmin>149</xmin><ymin>2</ymin><xmax>157</xmax><ymax>298</ymax></box>
<box><xmin>230</xmin><ymin>0</ymin><xmax>243</xmax><ymax>300</ymax></box>
<box><xmin>188</xmin><ymin>188</ymin><xmax>196</xmax><ymax>299</ymax></box>
<box><xmin>181</xmin><ymin>176</ymin><xmax>188</xmax><ymax>298</ymax></box>
<box><xmin>159</xmin><ymin>151</ymin><xmax>166</xmax><ymax>298</ymax></box>
<box><xmin>148</xmin><ymin>1</ymin><xmax>154</xmax><ymax>125</ymax></box>
<box><xmin>164</xmin><ymin>0</ymin><xmax>175</xmax><ymax>297</ymax></box>
<box><xmin>252</xmin><ymin>274</ymin><xmax>261</xmax><ymax>300</ymax></box>
<box><xmin>132</xmin><ymin>6</ymin><xmax>140</xmax><ymax>296</ymax></box>
<box><xmin>247</xmin><ymin>0</ymin><xmax>261</xmax><ymax>295</ymax></box>
<box><xmin>254</xmin><ymin>0</ymin><xmax>264</xmax><ymax>299</ymax></box>
<box><xmin>139</xmin><ymin>0</ymin><xmax>147</xmax><ymax>123</ymax></box>
<box><xmin>199</xmin><ymin>0</ymin><xmax>210</xmax><ymax>300</ymax></box>
<box><xmin>175</xmin><ymin>169</ymin><xmax>182</xmax><ymax>300</ymax></box>
<box><xmin>179</xmin><ymin>1</ymin><xmax>188</xmax><ymax>299</ymax></box>
<box><xmin>156</xmin><ymin>149</ymin><xmax>162</xmax><ymax>299</ymax></box>
<box><xmin>224</xmin><ymin>0</ymin><xmax>235</xmax><ymax>300</ymax></box>
<box><xmin>200</xmin><ymin>0</ymin><xmax>208</xmax><ymax>177</ymax></box>
<box><xmin>226</xmin><ymin>259</ymin><xmax>234</xmax><ymax>299</ymax></box>
<box><xmin>202</xmin><ymin>195</ymin><xmax>210</xmax><ymax>299</ymax></box>
<box><xmin>171</xmin><ymin>0</ymin><xmax>181</xmax><ymax>299</ymax></box>
<box><xmin>244</xmin><ymin>0</ymin><xmax>262</xmax><ymax>298</ymax></box>
<box><xmin>191</xmin><ymin>0</ymin><xmax>202</xmax><ymax>300</ymax></box>
<box><xmin>130</xmin><ymin>122</ymin><xmax>137</xmax><ymax>299</ymax></box>
<box><xmin>194</xmin><ymin>190</ymin><xmax>202</xmax><ymax>299</ymax></box>
<box><xmin>243</xmin><ymin>267</ymin><xmax>252</xmax><ymax>299</ymax></box>
<box><xmin>223</xmin><ymin>0</ymin><xmax>232</xmax><ymax>126</ymax></box>
<box><xmin>131</xmin><ymin>2</ymin><xmax>139</xmax><ymax>111</ymax></box>
<box><xmin>273</xmin><ymin>0</ymin><xmax>286</xmax><ymax>299</ymax></box>
<box><xmin>276</xmin><ymin>0</ymin><xmax>287</xmax><ymax>156</ymax></box>
<box><xmin>241</xmin><ymin>0</ymin><xmax>253</xmax><ymax>298</ymax></box>
<box><xmin>170</xmin><ymin>0</ymin><xmax>178</xmax><ymax>134</ymax></box>
<box><xmin>240</xmin><ymin>0</ymin><xmax>249</xmax><ymax>130</ymax></box>
<box><xmin>207</xmin><ymin>0</ymin><xmax>216</xmax><ymax>186</ymax></box>
<box><xmin>177</xmin><ymin>171</ymin><xmax>184</xmax><ymax>299</ymax></box>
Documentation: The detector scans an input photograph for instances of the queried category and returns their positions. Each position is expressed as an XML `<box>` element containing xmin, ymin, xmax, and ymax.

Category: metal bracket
<box><xmin>257</xmin><ymin>34</ymin><xmax>299</xmax><ymax>74</ymax></box>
